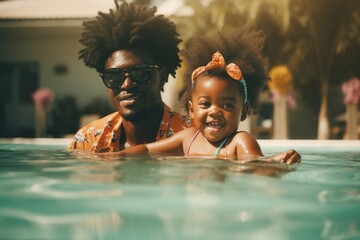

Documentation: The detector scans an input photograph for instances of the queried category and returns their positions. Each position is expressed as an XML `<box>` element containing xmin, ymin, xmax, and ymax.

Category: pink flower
<box><xmin>32</xmin><ymin>87</ymin><xmax>55</xmax><ymax>110</ymax></box>
<box><xmin>270</xmin><ymin>91</ymin><xmax>297</xmax><ymax>109</ymax></box>
<box><xmin>342</xmin><ymin>77</ymin><xmax>360</xmax><ymax>105</ymax></box>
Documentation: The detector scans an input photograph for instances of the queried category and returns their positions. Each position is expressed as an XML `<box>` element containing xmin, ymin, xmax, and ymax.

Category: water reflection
<box><xmin>224</xmin><ymin>163</ymin><xmax>295</xmax><ymax>178</ymax></box>
<box><xmin>1</xmin><ymin>144</ymin><xmax>360</xmax><ymax>240</ymax></box>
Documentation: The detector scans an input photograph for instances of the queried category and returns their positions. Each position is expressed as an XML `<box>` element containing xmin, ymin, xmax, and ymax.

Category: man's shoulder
<box><xmin>73</xmin><ymin>111</ymin><xmax>121</xmax><ymax>139</ymax></box>
<box><xmin>68</xmin><ymin>111</ymin><xmax>121</xmax><ymax>152</ymax></box>
<box><xmin>163</xmin><ymin>105</ymin><xmax>192</xmax><ymax>128</ymax></box>
<box><xmin>82</xmin><ymin>112</ymin><xmax>120</xmax><ymax>128</ymax></box>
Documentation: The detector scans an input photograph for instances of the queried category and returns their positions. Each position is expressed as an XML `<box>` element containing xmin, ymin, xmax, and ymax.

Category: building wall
<box><xmin>0</xmin><ymin>26</ymin><xmax>106</xmax><ymax>105</ymax></box>
<box><xmin>0</xmin><ymin>25</ymin><xmax>179</xmax><ymax>137</ymax></box>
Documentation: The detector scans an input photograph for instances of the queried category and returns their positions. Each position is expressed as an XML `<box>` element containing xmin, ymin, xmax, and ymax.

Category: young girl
<box><xmin>120</xmin><ymin>48</ymin><xmax>301</xmax><ymax>164</ymax></box>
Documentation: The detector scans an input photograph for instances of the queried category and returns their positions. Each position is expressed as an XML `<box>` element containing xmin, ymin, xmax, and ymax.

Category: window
<box><xmin>0</xmin><ymin>62</ymin><xmax>39</xmax><ymax>137</ymax></box>
<box><xmin>0</xmin><ymin>63</ymin><xmax>13</xmax><ymax>102</ymax></box>
<box><xmin>0</xmin><ymin>62</ymin><xmax>39</xmax><ymax>104</ymax></box>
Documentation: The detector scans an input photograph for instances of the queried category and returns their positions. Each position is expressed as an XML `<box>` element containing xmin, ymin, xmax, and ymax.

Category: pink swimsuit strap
<box><xmin>185</xmin><ymin>130</ymin><xmax>200</xmax><ymax>156</ymax></box>
<box><xmin>185</xmin><ymin>130</ymin><xmax>232</xmax><ymax>157</ymax></box>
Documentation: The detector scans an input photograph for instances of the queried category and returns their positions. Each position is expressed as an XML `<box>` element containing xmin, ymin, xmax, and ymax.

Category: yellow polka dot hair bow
<box><xmin>191</xmin><ymin>51</ymin><xmax>248</xmax><ymax>105</ymax></box>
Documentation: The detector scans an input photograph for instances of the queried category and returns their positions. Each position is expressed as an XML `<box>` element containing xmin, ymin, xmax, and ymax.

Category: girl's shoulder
<box><xmin>231</xmin><ymin>131</ymin><xmax>263</xmax><ymax>156</ymax></box>
<box><xmin>168</xmin><ymin>127</ymin><xmax>198</xmax><ymax>143</ymax></box>
<box><xmin>230</xmin><ymin>131</ymin><xmax>262</xmax><ymax>153</ymax></box>
<box><xmin>181</xmin><ymin>127</ymin><xmax>199</xmax><ymax>140</ymax></box>
<box><xmin>232</xmin><ymin>131</ymin><xmax>254</xmax><ymax>140</ymax></box>
<box><xmin>181</xmin><ymin>126</ymin><xmax>198</xmax><ymax>134</ymax></box>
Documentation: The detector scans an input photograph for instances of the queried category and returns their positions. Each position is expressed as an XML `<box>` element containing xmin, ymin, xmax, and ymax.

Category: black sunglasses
<box><xmin>100</xmin><ymin>65</ymin><xmax>160</xmax><ymax>89</ymax></box>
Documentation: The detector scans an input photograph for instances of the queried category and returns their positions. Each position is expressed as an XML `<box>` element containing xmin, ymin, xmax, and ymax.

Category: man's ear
<box><xmin>240</xmin><ymin>103</ymin><xmax>251</xmax><ymax>121</ymax></box>
<box><xmin>188</xmin><ymin>100</ymin><xmax>194</xmax><ymax>119</ymax></box>
<box><xmin>159</xmin><ymin>68</ymin><xmax>168</xmax><ymax>91</ymax></box>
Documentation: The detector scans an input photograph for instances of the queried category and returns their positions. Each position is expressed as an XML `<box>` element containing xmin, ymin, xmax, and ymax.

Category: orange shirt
<box><xmin>68</xmin><ymin>104</ymin><xmax>191</xmax><ymax>153</ymax></box>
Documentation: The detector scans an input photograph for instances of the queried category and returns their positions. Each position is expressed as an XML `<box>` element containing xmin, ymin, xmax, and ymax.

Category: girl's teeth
<box><xmin>208</xmin><ymin>123</ymin><xmax>222</xmax><ymax>128</ymax></box>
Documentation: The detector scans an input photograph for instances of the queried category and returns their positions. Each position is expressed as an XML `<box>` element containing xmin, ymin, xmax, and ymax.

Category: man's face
<box><xmin>103</xmin><ymin>50</ymin><xmax>164</xmax><ymax>121</ymax></box>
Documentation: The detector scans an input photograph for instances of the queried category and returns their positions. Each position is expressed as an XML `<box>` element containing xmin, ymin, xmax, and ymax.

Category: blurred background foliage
<box><xmin>102</xmin><ymin>0</ymin><xmax>359</xmax><ymax>139</ymax></box>
<box><xmin>167</xmin><ymin>0</ymin><xmax>360</xmax><ymax>139</ymax></box>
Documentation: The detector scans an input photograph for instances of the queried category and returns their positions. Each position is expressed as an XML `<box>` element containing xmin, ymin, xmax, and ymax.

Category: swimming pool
<box><xmin>0</xmin><ymin>139</ymin><xmax>359</xmax><ymax>240</ymax></box>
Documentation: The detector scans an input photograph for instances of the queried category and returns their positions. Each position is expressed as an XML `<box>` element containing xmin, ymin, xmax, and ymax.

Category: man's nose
<box><xmin>120</xmin><ymin>73</ymin><xmax>138</xmax><ymax>89</ymax></box>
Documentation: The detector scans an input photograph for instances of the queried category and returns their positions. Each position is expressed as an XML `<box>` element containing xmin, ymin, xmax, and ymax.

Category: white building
<box><xmin>0</xmin><ymin>0</ymin><xmax>182</xmax><ymax>137</ymax></box>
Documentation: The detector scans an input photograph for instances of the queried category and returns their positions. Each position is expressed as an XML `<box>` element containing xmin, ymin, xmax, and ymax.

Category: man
<box><xmin>68</xmin><ymin>1</ymin><xmax>191</xmax><ymax>152</ymax></box>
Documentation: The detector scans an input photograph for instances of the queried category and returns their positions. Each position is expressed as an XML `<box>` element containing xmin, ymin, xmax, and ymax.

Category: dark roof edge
<box><xmin>0</xmin><ymin>18</ymin><xmax>90</xmax><ymax>27</ymax></box>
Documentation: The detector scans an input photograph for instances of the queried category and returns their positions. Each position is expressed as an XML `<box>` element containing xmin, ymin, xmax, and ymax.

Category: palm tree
<box><xmin>172</xmin><ymin>0</ymin><xmax>359</xmax><ymax>139</ymax></box>
<box><xmin>287</xmin><ymin>0</ymin><xmax>360</xmax><ymax>139</ymax></box>
<box><xmin>173</xmin><ymin>0</ymin><xmax>291</xmax><ymax>38</ymax></box>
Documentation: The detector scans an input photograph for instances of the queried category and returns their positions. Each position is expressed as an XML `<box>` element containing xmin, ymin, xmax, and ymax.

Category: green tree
<box><xmin>173</xmin><ymin>0</ymin><xmax>359</xmax><ymax>139</ymax></box>
<box><xmin>285</xmin><ymin>0</ymin><xmax>360</xmax><ymax>139</ymax></box>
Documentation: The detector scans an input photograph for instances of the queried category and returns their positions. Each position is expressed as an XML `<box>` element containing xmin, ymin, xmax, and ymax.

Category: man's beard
<box><xmin>121</xmin><ymin>109</ymin><xmax>149</xmax><ymax>122</ymax></box>
<box><xmin>121</xmin><ymin>103</ymin><xmax>163</xmax><ymax>122</ymax></box>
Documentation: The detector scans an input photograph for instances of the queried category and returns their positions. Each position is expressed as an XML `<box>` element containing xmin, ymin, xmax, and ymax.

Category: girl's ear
<box><xmin>188</xmin><ymin>100</ymin><xmax>194</xmax><ymax>119</ymax></box>
<box><xmin>240</xmin><ymin>103</ymin><xmax>251</xmax><ymax>121</ymax></box>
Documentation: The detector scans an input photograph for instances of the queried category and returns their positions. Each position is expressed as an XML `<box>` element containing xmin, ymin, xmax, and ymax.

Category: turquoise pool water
<box><xmin>0</xmin><ymin>142</ymin><xmax>359</xmax><ymax>240</ymax></box>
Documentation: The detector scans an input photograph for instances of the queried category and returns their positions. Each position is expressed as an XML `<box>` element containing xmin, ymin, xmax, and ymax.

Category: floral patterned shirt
<box><xmin>68</xmin><ymin>104</ymin><xmax>191</xmax><ymax>153</ymax></box>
